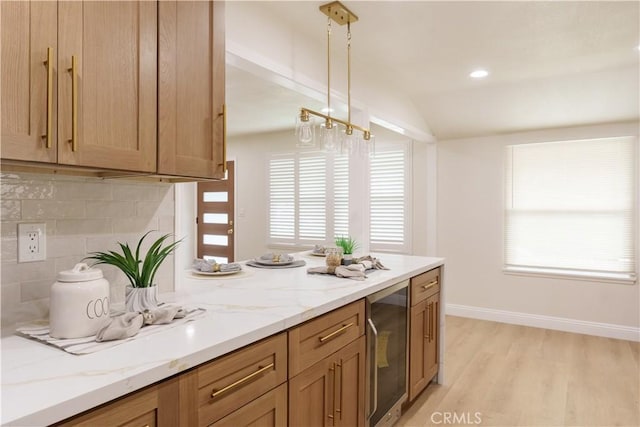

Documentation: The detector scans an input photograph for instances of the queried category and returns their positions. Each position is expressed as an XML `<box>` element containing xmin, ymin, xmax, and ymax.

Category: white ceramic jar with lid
<box><xmin>49</xmin><ymin>263</ymin><xmax>110</xmax><ymax>339</ymax></box>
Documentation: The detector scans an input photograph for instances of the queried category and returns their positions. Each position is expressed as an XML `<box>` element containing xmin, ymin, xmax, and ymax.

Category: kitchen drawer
<box><xmin>289</xmin><ymin>300</ymin><xmax>365</xmax><ymax>377</ymax></box>
<box><xmin>197</xmin><ymin>332</ymin><xmax>287</xmax><ymax>426</ymax></box>
<box><xmin>410</xmin><ymin>267</ymin><xmax>441</xmax><ymax>306</ymax></box>
<box><xmin>211</xmin><ymin>383</ymin><xmax>287</xmax><ymax>427</ymax></box>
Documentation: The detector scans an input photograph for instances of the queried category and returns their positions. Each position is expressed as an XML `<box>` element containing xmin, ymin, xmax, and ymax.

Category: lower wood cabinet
<box><xmin>181</xmin><ymin>332</ymin><xmax>287</xmax><ymax>427</ymax></box>
<box><xmin>55</xmin><ymin>376</ymin><xmax>180</xmax><ymax>427</ymax></box>
<box><xmin>409</xmin><ymin>268</ymin><xmax>441</xmax><ymax>402</ymax></box>
<box><xmin>289</xmin><ymin>336</ymin><xmax>366</xmax><ymax>427</ymax></box>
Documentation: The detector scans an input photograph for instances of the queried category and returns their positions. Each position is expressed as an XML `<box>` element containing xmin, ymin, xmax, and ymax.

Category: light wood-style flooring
<box><xmin>398</xmin><ymin>316</ymin><xmax>640</xmax><ymax>427</ymax></box>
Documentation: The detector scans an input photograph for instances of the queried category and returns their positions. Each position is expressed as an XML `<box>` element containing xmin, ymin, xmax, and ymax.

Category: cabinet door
<box><xmin>289</xmin><ymin>336</ymin><xmax>365</xmax><ymax>427</ymax></box>
<box><xmin>1</xmin><ymin>1</ymin><xmax>57</xmax><ymax>163</ymax></box>
<box><xmin>409</xmin><ymin>293</ymin><xmax>439</xmax><ymax>402</ymax></box>
<box><xmin>289</xmin><ymin>351</ymin><xmax>335</xmax><ymax>427</ymax></box>
<box><xmin>57</xmin><ymin>1</ymin><xmax>157</xmax><ymax>172</ymax></box>
<box><xmin>335</xmin><ymin>336</ymin><xmax>366</xmax><ymax>427</ymax></box>
<box><xmin>211</xmin><ymin>383</ymin><xmax>287</xmax><ymax>427</ymax></box>
<box><xmin>158</xmin><ymin>0</ymin><xmax>226</xmax><ymax>179</ymax></box>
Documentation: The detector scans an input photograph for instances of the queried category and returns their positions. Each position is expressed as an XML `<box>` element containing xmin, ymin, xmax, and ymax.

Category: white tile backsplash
<box><xmin>0</xmin><ymin>172</ymin><xmax>175</xmax><ymax>331</ymax></box>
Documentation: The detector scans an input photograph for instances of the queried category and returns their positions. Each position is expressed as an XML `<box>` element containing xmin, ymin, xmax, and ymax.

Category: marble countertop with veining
<box><xmin>1</xmin><ymin>252</ymin><xmax>444</xmax><ymax>426</ymax></box>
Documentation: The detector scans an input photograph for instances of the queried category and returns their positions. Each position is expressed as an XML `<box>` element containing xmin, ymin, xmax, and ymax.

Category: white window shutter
<box><xmin>269</xmin><ymin>156</ymin><xmax>295</xmax><ymax>240</ymax></box>
<box><xmin>370</xmin><ymin>145</ymin><xmax>410</xmax><ymax>253</ymax></box>
<box><xmin>298</xmin><ymin>154</ymin><xmax>326</xmax><ymax>241</ymax></box>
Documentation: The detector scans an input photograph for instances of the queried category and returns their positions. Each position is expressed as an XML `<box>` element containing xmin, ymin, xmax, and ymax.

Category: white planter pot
<box><xmin>125</xmin><ymin>285</ymin><xmax>159</xmax><ymax>312</ymax></box>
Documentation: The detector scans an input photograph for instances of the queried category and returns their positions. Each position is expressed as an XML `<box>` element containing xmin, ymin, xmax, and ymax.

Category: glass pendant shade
<box><xmin>320</xmin><ymin>120</ymin><xmax>340</xmax><ymax>152</ymax></box>
<box><xmin>296</xmin><ymin>114</ymin><xmax>316</xmax><ymax>147</ymax></box>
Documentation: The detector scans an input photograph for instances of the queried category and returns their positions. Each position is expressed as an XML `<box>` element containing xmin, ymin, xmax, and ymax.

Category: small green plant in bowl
<box><xmin>335</xmin><ymin>235</ymin><xmax>358</xmax><ymax>261</ymax></box>
<box><xmin>84</xmin><ymin>231</ymin><xmax>181</xmax><ymax>288</ymax></box>
<box><xmin>84</xmin><ymin>231</ymin><xmax>182</xmax><ymax>311</ymax></box>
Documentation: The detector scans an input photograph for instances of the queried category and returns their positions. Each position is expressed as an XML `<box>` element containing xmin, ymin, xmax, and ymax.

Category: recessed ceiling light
<box><xmin>469</xmin><ymin>69</ymin><xmax>489</xmax><ymax>79</ymax></box>
<box><xmin>321</xmin><ymin>107</ymin><xmax>334</xmax><ymax>114</ymax></box>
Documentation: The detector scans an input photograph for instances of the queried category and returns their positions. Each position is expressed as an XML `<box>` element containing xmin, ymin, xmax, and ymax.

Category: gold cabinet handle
<box><xmin>217</xmin><ymin>104</ymin><xmax>227</xmax><ymax>174</ymax></box>
<box><xmin>421</xmin><ymin>280</ymin><xmax>438</xmax><ymax>291</ymax></box>
<box><xmin>42</xmin><ymin>47</ymin><xmax>53</xmax><ymax>148</ymax></box>
<box><xmin>336</xmin><ymin>361</ymin><xmax>343</xmax><ymax>420</ymax></box>
<box><xmin>432</xmin><ymin>301</ymin><xmax>438</xmax><ymax>344</ymax></box>
<box><xmin>68</xmin><ymin>56</ymin><xmax>78</xmax><ymax>152</ymax></box>
<box><xmin>210</xmin><ymin>362</ymin><xmax>274</xmax><ymax>399</ymax></box>
<box><xmin>319</xmin><ymin>322</ymin><xmax>354</xmax><ymax>343</ymax></box>
<box><xmin>424</xmin><ymin>303</ymin><xmax>430</xmax><ymax>340</ymax></box>
<box><xmin>327</xmin><ymin>362</ymin><xmax>336</xmax><ymax>421</ymax></box>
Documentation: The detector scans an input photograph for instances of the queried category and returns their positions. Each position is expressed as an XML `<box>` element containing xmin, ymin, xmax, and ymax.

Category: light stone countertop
<box><xmin>1</xmin><ymin>252</ymin><xmax>444</xmax><ymax>426</ymax></box>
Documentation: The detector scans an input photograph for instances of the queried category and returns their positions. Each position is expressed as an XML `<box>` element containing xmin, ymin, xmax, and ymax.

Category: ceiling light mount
<box><xmin>319</xmin><ymin>1</ymin><xmax>358</xmax><ymax>25</ymax></box>
<box><xmin>296</xmin><ymin>1</ymin><xmax>373</xmax><ymax>150</ymax></box>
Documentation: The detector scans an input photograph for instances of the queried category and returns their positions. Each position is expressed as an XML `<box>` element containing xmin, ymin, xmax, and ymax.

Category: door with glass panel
<box><xmin>197</xmin><ymin>161</ymin><xmax>234</xmax><ymax>262</ymax></box>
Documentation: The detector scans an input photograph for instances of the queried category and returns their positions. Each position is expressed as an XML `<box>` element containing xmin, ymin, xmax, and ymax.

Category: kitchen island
<box><xmin>1</xmin><ymin>252</ymin><xmax>444</xmax><ymax>426</ymax></box>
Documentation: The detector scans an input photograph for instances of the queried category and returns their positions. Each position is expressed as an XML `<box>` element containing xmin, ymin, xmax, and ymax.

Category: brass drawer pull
<box><xmin>319</xmin><ymin>322</ymin><xmax>354</xmax><ymax>343</ymax></box>
<box><xmin>421</xmin><ymin>280</ymin><xmax>438</xmax><ymax>291</ymax></box>
<box><xmin>210</xmin><ymin>362</ymin><xmax>274</xmax><ymax>399</ymax></box>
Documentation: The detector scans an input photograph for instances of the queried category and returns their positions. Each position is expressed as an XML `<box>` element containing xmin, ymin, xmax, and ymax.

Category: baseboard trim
<box><xmin>446</xmin><ymin>304</ymin><xmax>640</xmax><ymax>342</ymax></box>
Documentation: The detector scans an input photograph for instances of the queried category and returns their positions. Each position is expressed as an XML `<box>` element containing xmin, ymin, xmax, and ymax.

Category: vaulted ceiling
<box><xmin>226</xmin><ymin>1</ymin><xmax>639</xmax><ymax>141</ymax></box>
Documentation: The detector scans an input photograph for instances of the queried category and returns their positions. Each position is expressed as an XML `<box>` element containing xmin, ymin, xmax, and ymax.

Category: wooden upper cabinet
<box><xmin>158</xmin><ymin>0</ymin><xmax>226</xmax><ymax>180</ymax></box>
<box><xmin>1</xmin><ymin>1</ymin><xmax>157</xmax><ymax>172</ymax></box>
<box><xmin>1</xmin><ymin>1</ymin><xmax>58</xmax><ymax>163</ymax></box>
<box><xmin>57</xmin><ymin>1</ymin><xmax>157</xmax><ymax>172</ymax></box>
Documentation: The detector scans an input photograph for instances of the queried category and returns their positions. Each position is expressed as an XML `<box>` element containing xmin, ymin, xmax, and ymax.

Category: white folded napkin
<box><xmin>95</xmin><ymin>306</ymin><xmax>186</xmax><ymax>342</ymax></box>
<box><xmin>313</xmin><ymin>244</ymin><xmax>326</xmax><ymax>254</ymax></box>
<box><xmin>258</xmin><ymin>252</ymin><xmax>293</xmax><ymax>263</ymax></box>
<box><xmin>193</xmin><ymin>258</ymin><xmax>241</xmax><ymax>272</ymax></box>
<box><xmin>306</xmin><ymin>255</ymin><xmax>389</xmax><ymax>280</ymax></box>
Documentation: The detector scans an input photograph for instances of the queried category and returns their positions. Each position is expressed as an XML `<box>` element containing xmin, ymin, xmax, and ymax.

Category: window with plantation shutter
<box><xmin>268</xmin><ymin>152</ymin><xmax>349</xmax><ymax>247</ymax></box>
<box><xmin>269</xmin><ymin>157</ymin><xmax>295</xmax><ymax>240</ymax></box>
<box><xmin>299</xmin><ymin>155</ymin><xmax>326</xmax><ymax>240</ymax></box>
<box><xmin>369</xmin><ymin>142</ymin><xmax>411</xmax><ymax>253</ymax></box>
<box><xmin>504</xmin><ymin>136</ymin><xmax>637</xmax><ymax>283</ymax></box>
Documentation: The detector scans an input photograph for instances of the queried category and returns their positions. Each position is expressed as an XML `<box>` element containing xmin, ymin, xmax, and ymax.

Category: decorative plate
<box><xmin>191</xmin><ymin>269</ymin><xmax>242</xmax><ymax>276</ymax></box>
<box><xmin>253</xmin><ymin>257</ymin><xmax>295</xmax><ymax>266</ymax></box>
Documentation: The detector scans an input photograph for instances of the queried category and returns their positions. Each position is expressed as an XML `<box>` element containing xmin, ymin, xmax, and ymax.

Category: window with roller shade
<box><xmin>369</xmin><ymin>141</ymin><xmax>412</xmax><ymax>253</ymax></box>
<box><xmin>268</xmin><ymin>152</ymin><xmax>349</xmax><ymax>246</ymax></box>
<box><xmin>504</xmin><ymin>136</ymin><xmax>637</xmax><ymax>283</ymax></box>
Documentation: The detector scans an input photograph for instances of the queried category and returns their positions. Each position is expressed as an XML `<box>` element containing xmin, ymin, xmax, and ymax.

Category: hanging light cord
<box><xmin>326</xmin><ymin>15</ymin><xmax>332</xmax><ymax>127</ymax></box>
<box><xmin>347</xmin><ymin>21</ymin><xmax>352</xmax><ymax>126</ymax></box>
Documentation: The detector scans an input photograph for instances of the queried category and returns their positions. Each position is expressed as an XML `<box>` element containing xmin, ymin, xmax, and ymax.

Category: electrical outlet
<box><xmin>18</xmin><ymin>223</ymin><xmax>46</xmax><ymax>262</ymax></box>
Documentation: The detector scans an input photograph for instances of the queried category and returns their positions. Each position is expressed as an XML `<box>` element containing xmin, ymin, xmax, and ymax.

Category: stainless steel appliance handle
<box><xmin>367</xmin><ymin>317</ymin><xmax>379</xmax><ymax>420</ymax></box>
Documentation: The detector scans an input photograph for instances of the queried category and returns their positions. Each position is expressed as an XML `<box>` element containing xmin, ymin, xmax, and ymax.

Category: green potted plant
<box><xmin>335</xmin><ymin>235</ymin><xmax>358</xmax><ymax>265</ymax></box>
<box><xmin>84</xmin><ymin>231</ymin><xmax>182</xmax><ymax>312</ymax></box>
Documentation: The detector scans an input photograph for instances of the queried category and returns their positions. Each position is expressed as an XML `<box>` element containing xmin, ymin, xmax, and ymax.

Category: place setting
<box><xmin>245</xmin><ymin>252</ymin><xmax>306</xmax><ymax>269</ymax></box>
<box><xmin>190</xmin><ymin>259</ymin><xmax>252</xmax><ymax>279</ymax></box>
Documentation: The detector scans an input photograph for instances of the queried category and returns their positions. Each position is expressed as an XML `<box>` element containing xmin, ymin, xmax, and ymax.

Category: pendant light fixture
<box><xmin>295</xmin><ymin>1</ymin><xmax>373</xmax><ymax>153</ymax></box>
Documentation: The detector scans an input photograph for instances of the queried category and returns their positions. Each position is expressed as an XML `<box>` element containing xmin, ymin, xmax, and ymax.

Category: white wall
<box><xmin>437</xmin><ymin>121</ymin><xmax>640</xmax><ymax>340</ymax></box>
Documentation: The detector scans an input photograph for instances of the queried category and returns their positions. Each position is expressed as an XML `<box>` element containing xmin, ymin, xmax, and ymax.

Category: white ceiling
<box><xmin>226</xmin><ymin>1</ymin><xmax>639</xmax><ymax>141</ymax></box>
